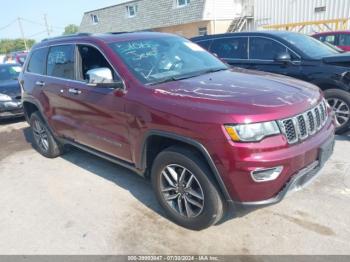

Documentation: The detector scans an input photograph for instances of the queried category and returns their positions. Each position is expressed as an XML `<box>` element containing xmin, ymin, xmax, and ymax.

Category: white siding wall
<box><xmin>254</xmin><ymin>0</ymin><xmax>350</xmax><ymax>33</ymax></box>
<box><xmin>203</xmin><ymin>0</ymin><xmax>243</xmax><ymax>20</ymax></box>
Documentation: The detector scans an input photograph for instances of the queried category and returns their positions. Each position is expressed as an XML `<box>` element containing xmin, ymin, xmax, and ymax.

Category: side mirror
<box><xmin>274</xmin><ymin>52</ymin><xmax>292</xmax><ymax>64</ymax></box>
<box><xmin>86</xmin><ymin>67</ymin><xmax>124</xmax><ymax>89</ymax></box>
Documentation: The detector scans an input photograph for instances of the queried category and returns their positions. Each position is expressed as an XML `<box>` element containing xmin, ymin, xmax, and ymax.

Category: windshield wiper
<box><xmin>148</xmin><ymin>76</ymin><xmax>178</xmax><ymax>86</ymax></box>
<box><xmin>148</xmin><ymin>67</ymin><xmax>228</xmax><ymax>86</ymax></box>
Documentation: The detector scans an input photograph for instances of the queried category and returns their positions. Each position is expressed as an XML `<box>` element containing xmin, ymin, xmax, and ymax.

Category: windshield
<box><xmin>0</xmin><ymin>65</ymin><xmax>21</xmax><ymax>81</ymax></box>
<box><xmin>281</xmin><ymin>33</ymin><xmax>340</xmax><ymax>59</ymax></box>
<box><xmin>109</xmin><ymin>36</ymin><xmax>227</xmax><ymax>84</ymax></box>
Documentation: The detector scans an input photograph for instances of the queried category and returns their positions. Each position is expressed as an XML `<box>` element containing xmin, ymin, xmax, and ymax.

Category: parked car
<box><xmin>313</xmin><ymin>31</ymin><xmax>350</xmax><ymax>52</ymax></box>
<box><xmin>0</xmin><ymin>64</ymin><xmax>23</xmax><ymax>120</ymax></box>
<box><xmin>19</xmin><ymin>32</ymin><xmax>335</xmax><ymax>230</ymax></box>
<box><xmin>11</xmin><ymin>51</ymin><xmax>28</xmax><ymax>65</ymax></box>
<box><xmin>192</xmin><ymin>31</ymin><xmax>350</xmax><ymax>134</ymax></box>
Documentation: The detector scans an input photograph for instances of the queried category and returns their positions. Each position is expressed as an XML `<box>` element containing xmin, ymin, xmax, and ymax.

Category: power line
<box><xmin>0</xmin><ymin>19</ymin><xmax>17</xmax><ymax>31</ymax></box>
<box><xmin>28</xmin><ymin>30</ymin><xmax>48</xmax><ymax>38</ymax></box>
<box><xmin>20</xmin><ymin>17</ymin><xmax>64</xmax><ymax>30</ymax></box>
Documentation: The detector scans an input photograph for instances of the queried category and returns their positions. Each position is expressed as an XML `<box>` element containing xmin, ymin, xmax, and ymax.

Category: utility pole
<box><xmin>43</xmin><ymin>14</ymin><xmax>51</xmax><ymax>37</ymax></box>
<box><xmin>17</xmin><ymin>17</ymin><xmax>28</xmax><ymax>51</ymax></box>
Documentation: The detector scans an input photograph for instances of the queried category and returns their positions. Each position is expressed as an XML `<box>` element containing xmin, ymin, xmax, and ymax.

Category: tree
<box><xmin>0</xmin><ymin>39</ymin><xmax>35</xmax><ymax>54</ymax></box>
<box><xmin>63</xmin><ymin>24</ymin><xmax>79</xmax><ymax>35</ymax></box>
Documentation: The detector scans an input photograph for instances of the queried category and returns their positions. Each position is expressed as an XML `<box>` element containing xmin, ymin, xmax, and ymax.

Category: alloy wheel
<box><xmin>327</xmin><ymin>98</ymin><xmax>350</xmax><ymax>128</ymax></box>
<box><xmin>32</xmin><ymin>119</ymin><xmax>49</xmax><ymax>152</ymax></box>
<box><xmin>160</xmin><ymin>164</ymin><xmax>204</xmax><ymax>218</ymax></box>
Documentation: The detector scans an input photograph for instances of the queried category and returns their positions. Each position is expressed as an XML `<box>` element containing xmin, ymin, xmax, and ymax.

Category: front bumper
<box><xmin>206</xmin><ymin>115</ymin><xmax>335</xmax><ymax>203</ymax></box>
<box><xmin>234</xmin><ymin>135</ymin><xmax>334</xmax><ymax>209</ymax></box>
<box><xmin>0</xmin><ymin>101</ymin><xmax>24</xmax><ymax>119</ymax></box>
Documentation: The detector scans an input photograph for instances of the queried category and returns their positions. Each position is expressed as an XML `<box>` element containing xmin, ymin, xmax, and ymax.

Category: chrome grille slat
<box><xmin>279</xmin><ymin>101</ymin><xmax>328</xmax><ymax>144</ymax></box>
<box><xmin>319</xmin><ymin>103</ymin><xmax>325</xmax><ymax>122</ymax></box>
<box><xmin>297</xmin><ymin>115</ymin><xmax>307</xmax><ymax>139</ymax></box>
<box><xmin>314</xmin><ymin>107</ymin><xmax>321</xmax><ymax>129</ymax></box>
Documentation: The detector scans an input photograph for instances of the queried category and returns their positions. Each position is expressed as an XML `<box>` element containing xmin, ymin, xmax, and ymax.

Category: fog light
<box><xmin>251</xmin><ymin>166</ymin><xmax>283</xmax><ymax>182</ymax></box>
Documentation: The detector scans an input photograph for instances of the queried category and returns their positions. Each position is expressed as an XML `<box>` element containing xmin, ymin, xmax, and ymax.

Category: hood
<box><xmin>150</xmin><ymin>68</ymin><xmax>321</xmax><ymax>123</ymax></box>
<box><xmin>322</xmin><ymin>53</ymin><xmax>350</xmax><ymax>66</ymax></box>
<box><xmin>0</xmin><ymin>80</ymin><xmax>21</xmax><ymax>98</ymax></box>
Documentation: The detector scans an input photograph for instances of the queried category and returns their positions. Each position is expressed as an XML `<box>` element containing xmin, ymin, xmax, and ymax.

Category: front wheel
<box><xmin>151</xmin><ymin>147</ymin><xmax>224</xmax><ymax>230</ymax></box>
<box><xmin>324</xmin><ymin>89</ymin><xmax>350</xmax><ymax>134</ymax></box>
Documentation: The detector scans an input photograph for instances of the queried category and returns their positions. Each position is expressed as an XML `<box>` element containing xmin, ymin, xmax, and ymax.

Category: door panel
<box><xmin>64</xmin><ymin>44</ymin><xmax>132</xmax><ymax>162</ymax></box>
<box><xmin>63</xmin><ymin>83</ymin><xmax>132</xmax><ymax>162</ymax></box>
<box><xmin>42</xmin><ymin>77</ymin><xmax>79</xmax><ymax>139</ymax></box>
<box><xmin>42</xmin><ymin>44</ymin><xmax>77</xmax><ymax>139</ymax></box>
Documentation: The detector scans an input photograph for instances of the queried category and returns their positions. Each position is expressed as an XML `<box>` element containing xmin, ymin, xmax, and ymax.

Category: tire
<box><xmin>30</xmin><ymin>112</ymin><xmax>64</xmax><ymax>158</ymax></box>
<box><xmin>151</xmin><ymin>146</ymin><xmax>224</xmax><ymax>230</ymax></box>
<box><xmin>324</xmin><ymin>89</ymin><xmax>350</xmax><ymax>134</ymax></box>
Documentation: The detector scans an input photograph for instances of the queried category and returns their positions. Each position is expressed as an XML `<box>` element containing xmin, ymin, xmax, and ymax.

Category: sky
<box><xmin>0</xmin><ymin>0</ymin><xmax>125</xmax><ymax>42</ymax></box>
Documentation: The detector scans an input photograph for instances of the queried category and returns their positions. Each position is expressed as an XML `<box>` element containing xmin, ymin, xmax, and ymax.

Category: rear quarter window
<box><xmin>27</xmin><ymin>48</ymin><xmax>47</xmax><ymax>75</ymax></box>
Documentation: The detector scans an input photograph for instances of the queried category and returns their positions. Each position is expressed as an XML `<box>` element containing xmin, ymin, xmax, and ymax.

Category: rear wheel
<box><xmin>151</xmin><ymin>146</ymin><xmax>224</xmax><ymax>230</ymax></box>
<box><xmin>30</xmin><ymin>112</ymin><xmax>64</xmax><ymax>158</ymax></box>
<box><xmin>324</xmin><ymin>89</ymin><xmax>350</xmax><ymax>134</ymax></box>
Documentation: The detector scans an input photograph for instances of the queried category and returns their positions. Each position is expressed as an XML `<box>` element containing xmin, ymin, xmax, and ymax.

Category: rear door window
<box><xmin>47</xmin><ymin>45</ymin><xmax>75</xmax><ymax>80</ymax></box>
<box><xmin>339</xmin><ymin>34</ymin><xmax>350</xmax><ymax>46</ymax></box>
<box><xmin>210</xmin><ymin>37</ymin><xmax>248</xmax><ymax>59</ymax></box>
<box><xmin>249</xmin><ymin>37</ymin><xmax>287</xmax><ymax>60</ymax></box>
<box><xmin>27</xmin><ymin>48</ymin><xmax>47</xmax><ymax>75</ymax></box>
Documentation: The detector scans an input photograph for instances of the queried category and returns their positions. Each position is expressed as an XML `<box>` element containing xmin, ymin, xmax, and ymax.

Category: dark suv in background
<box><xmin>19</xmin><ymin>32</ymin><xmax>334</xmax><ymax>230</ymax></box>
<box><xmin>192</xmin><ymin>31</ymin><xmax>350</xmax><ymax>134</ymax></box>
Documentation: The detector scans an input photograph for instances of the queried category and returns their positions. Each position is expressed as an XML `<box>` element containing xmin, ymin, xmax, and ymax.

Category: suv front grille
<box><xmin>279</xmin><ymin>100</ymin><xmax>328</xmax><ymax>144</ymax></box>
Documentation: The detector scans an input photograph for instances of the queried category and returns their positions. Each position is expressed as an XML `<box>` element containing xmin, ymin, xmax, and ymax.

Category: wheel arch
<box><xmin>312</xmin><ymin>79</ymin><xmax>350</xmax><ymax>92</ymax></box>
<box><xmin>22</xmin><ymin>101</ymin><xmax>40</xmax><ymax>122</ymax></box>
<box><xmin>139</xmin><ymin>130</ymin><xmax>232</xmax><ymax>202</ymax></box>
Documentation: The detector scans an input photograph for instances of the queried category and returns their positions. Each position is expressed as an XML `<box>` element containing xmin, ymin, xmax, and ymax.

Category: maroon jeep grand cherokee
<box><xmin>19</xmin><ymin>32</ymin><xmax>335</xmax><ymax>230</ymax></box>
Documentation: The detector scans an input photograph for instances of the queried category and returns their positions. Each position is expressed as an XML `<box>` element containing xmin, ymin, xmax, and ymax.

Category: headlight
<box><xmin>0</xmin><ymin>93</ymin><xmax>12</xmax><ymax>102</ymax></box>
<box><xmin>224</xmin><ymin>121</ymin><xmax>280</xmax><ymax>142</ymax></box>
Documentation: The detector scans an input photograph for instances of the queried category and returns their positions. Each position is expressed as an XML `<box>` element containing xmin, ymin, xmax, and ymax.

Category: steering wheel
<box><xmin>169</xmin><ymin>59</ymin><xmax>184</xmax><ymax>71</ymax></box>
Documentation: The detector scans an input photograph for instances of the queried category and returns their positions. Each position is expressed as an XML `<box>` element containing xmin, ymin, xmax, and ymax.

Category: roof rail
<box><xmin>41</xmin><ymin>33</ymin><xmax>91</xmax><ymax>42</ymax></box>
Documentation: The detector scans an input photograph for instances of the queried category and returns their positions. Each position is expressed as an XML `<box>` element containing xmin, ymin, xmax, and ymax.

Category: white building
<box><xmin>80</xmin><ymin>0</ymin><xmax>254</xmax><ymax>38</ymax></box>
<box><xmin>254</xmin><ymin>0</ymin><xmax>350</xmax><ymax>34</ymax></box>
<box><xmin>79</xmin><ymin>0</ymin><xmax>350</xmax><ymax>37</ymax></box>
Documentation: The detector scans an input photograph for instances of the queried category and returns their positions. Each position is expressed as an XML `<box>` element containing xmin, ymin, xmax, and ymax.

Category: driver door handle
<box><xmin>35</xmin><ymin>81</ymin><xmax>45</xmax><ymax>87</ymax></box>
<box><xmin>68</xmin><ymin>88</ymin><xmax>82</xmax><ymax>95</ymax></box>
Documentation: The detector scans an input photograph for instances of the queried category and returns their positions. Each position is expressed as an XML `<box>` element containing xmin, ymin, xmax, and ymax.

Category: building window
<box><xmin>177</xmin><ymin>0</ymin><xmax>190</xmax><ymax>7</ymax></box>
<box><xmin>126</xmin><ymin>5</ymin><xmax>138</xmax><ymax>17</ymax></box>
<box><xmin>315</xmin><ymin>6</ymin><xmax>326</xmax><ymax>12</ymax></box>
<box><xmin>198</xmin><ymin>27</ymin><xmax>208</xmax><ymax>36</ymax></box>
<box><xmin>91</xmin><ymin>14</ymin><xmax>99</xmax><ymax>24</ymax></box>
